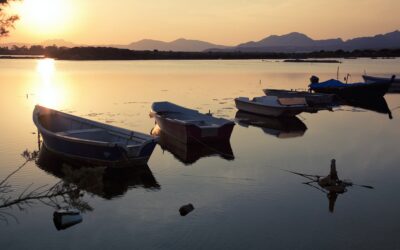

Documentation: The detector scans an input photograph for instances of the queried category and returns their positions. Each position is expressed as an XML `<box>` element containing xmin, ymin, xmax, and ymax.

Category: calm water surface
<box><xmin>1</xmin><ymin>59</ymin><xmax>400</xmax><ymax>249</ymax></box>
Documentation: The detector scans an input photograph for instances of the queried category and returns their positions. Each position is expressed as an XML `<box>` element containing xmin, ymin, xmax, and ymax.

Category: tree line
<box><xmin>1</xmin><ymin>45</ymin><xmax>400</xmax><ymax>60</ymax></box>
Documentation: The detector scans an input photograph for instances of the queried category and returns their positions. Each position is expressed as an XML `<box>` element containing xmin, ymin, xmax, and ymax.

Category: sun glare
<box><xmin>18</xmin><ymin>0</ymin><xmax>71</xmax><ymax>35</ymax></box>
<box><xmin>35</xmin><ymin>59</ymin><xmax>64</xmax><ymax>108</ymax></box>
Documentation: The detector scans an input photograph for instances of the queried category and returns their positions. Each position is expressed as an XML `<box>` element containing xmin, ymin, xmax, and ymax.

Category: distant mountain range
<box><xmin>2</xmin><ymin>30</ymin><xmax>400</xmax><ymax>52</ymax></box>
<box><xmin>230</xmin><ymin>30</ymin><xmax>400</xmax><ymax>52</ymax></box>
<box><xmin>113</xmin><ymin>38</ymin><xmax>228</xmax><ymax>52</ymax></box>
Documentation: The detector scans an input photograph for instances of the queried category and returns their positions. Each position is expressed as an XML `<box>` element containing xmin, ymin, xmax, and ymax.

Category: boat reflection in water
<box><xmin>37</xmin><ymin>145</ymin><xmax>160</xmax><ymax>200</ymax></box>
<box><xmin>235</xmin><ymin>111</ymin><xmax>307</xmax><ymax>139</ymax></box>
<box><xmin>287</xmin><ymin>159</ymin><xmax>373</xmax><ymax>213</ymax></box>
<box><xmin>339</xmin><ymin>96</ymin><xmax>392</xmax><ymax>119</ymax></box>
<box><xmin>151</xmin><ymin>125</ymin><xmax>234</xmax><ymax>165</ymax></box>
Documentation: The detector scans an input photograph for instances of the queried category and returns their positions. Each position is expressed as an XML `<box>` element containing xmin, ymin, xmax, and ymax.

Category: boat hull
<box><xmin>362</xmin><ymin>75</ymin><xmax>400</xmax><ymax>93</ymax></box>
<box><xmin>234</xmin><ymin>98</ymin><xmax>304</xmax><ymax>117</ymax></box>
<box><xmin>263</xmin><ymin>89</ymin><xmax>335</xmax><ymax>106</ymax></box>
<box><xmin>311</xmin><ymin>82</ymin><xmax>391</xmax><ymax>98</ymax></box>
<box><xmin>40</xmin><ymin>131</ymin><xmax>157</xmax><ymax>166</ymax></box>
<box><xmin>154</xmin><ymin>115</ymin><xmax>234</xmax><ymax>144</ymax></box>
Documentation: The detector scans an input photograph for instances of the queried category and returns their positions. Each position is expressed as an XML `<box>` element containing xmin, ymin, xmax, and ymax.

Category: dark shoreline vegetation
<box><xmin>1</xmin><ymin>45</ymin><xmax>400</xmax><ymax>60</ymax></box>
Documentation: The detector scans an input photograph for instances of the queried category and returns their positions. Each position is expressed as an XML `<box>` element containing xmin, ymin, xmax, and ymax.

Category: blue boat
<box><xmin>33</xmin><ymin>105</ymin><xmax>158</xmax><ymax>166</ymax></box>
<box><xmin>309</xmin><ymin>75</ymin><xmax>393</xmax><ymax>98</ymax></box>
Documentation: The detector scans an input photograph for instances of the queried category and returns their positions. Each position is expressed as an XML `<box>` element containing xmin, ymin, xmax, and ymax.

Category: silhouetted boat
<box><xmin>151</xmin><ymin>125</ymin><xmax>234</xmax><ymax>165</ymax></box>
<box><xmin>235</xmin><ymin>96</ymin><xmax>307</xmax><ymax>117</ymax></box>
<box><xmin>150</xmin><ymin>102</ymin><xmax>235</xmax><ymax>144</ymax></box>
<box><xmin>309</xmin><ymin>76</ymin><xmax>393</xmax><ymax>98</ymax></box>
<box><xmin>362</xmin><ymin>74</ymin><xmax>400</xmax><ymax>92</ymax></box>
<box><xmin>33</xmin><ymin>105</ymin><xmax>158</xmax><ymax>165</ymax></box>
<box><xmin>235</xmin><ymin>111</ymin><xmax>307</xmax><ymax>138</ymax></box>
<box><xmin>36</xmin><ymin>145</ymin><xmax>160</xmax><ymax>199</ymax></box>
<box><xmin>263</xmin><ymin>89</ymin><xmax>335</xmax><ymax>106</ymax></box>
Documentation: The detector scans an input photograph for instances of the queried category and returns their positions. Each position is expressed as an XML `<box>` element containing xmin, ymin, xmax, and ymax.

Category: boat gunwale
<box><xmin>151</xmin><ymin>102</ymin><xmax>234</xmax><ymax>128</ymax></box>
<box><xmin>234</xmin><ymin>97</ymin><xmax>308</xmax><ymax>110</ymax></box>
<box><xmin>42</xmin><ymin>143</ymin><xmax>151</xmax><ymax>166</ymax></box>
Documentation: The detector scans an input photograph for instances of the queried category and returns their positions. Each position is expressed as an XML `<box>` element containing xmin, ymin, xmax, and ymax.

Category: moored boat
<box><xmin>234</xmin><ymin>96</ymin><xmax>307</xmax><ymax>117</ymax></box>
<box><xmin>263</xmin><ymin>89</ymin><xmax>335</xmax><ymax>106</ymax></box>
<box><xmin>150</xmin><ymin>102</ymin><xmax>235</xmax><ymax>144</ymax></box>
<box><xmin>309</xmin><ymin>75</ymin><xmax>393</xmax><ymax>98</ymax></box>
<box><xmin>33</xmin><ymin>105</ymin><xmax>158</xmax><ymax>166</ymax></box>
<box><xmin>362</xmin><ymin>74</ymin><xmax>400</xmax><ymax>92</ymax></box>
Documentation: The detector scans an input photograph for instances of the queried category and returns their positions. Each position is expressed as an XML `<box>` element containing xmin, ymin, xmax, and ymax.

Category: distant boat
<box><xmin>235</xmin><ymin>111</ymin><xmax>307</xmax><ymax>138</ymax></box>
<box><xmin>150</xmin><ymin>102</ymin><xmax>235</xmax><ymax>144</ymax></box>
<box><xmin>263</xmin><ymin>89</ymin><xmax>335</xmax><ymax>106</ymax></box>
<box><xmin>33</xmin><ymin>105</ymin><xmax>158</xmax><ymax>166</ymax></box>
<box><xmin>309</xmin><ymin>76</ymin><xmax>393</xmax><ymax>98</ymax></box>
<box><xmin>362</xmin><ymin>74</ymin><xmax>400</xmax><ymax>92</ymax></box>
<box><xmin>151</xmin><ymin>124</ymin><xmax>234</xmax><ymax>165</ymax></box>
<box><xmin>234</xmin><ymin>96</ymin><xmax>307</xmax><ymax>117</ymax></box>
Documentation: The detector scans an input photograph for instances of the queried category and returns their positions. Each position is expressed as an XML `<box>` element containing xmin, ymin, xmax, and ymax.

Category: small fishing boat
<box><xmin>362</xmin><ymin>74</ymin><xmax>400</xmax><ymax>92</ymax></box>
<box><xmin>309</xmin><ymin>75</ymin><xmax>393</xmax><ymax>98</ymax></box>
<box><xmin>263</xmin><ymin>89</ymin><xmax>335</xmax><ymax>106</ymax></box>
<box><xmin>150</xmin><ymin>102</ymin><xmax>235</xmax><ymax>144</ymax></box>
<box><xmin>33</xmin><ymin>105</ymin><xmax>158</xmax><ymax>166</ymax></box>
<box><xmin>234</xmin><ymin>96</ymin><xmax>307</xmax><ymax>117</ymax></box>
<box><xmin>235</xmin><ymin>111</ymin><xmax>307</xmax><ymax>138</ymax></box>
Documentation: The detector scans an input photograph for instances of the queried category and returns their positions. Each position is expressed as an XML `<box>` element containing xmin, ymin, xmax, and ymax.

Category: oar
<box><xmin>283</xmin><ymin>169</ymin><xmax>323</xmax><ymax>180</ymax></box>
<box><xmin>350</xmin><ymin>183</ymin><xmax>374</xmax><ymax>189</ymax></box>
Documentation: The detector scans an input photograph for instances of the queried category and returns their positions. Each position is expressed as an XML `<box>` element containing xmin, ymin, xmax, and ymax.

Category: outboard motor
<box><xmin>310</xmin><ymin>75</ymin><xmax>319</xmax><ymax>84</ymax></box>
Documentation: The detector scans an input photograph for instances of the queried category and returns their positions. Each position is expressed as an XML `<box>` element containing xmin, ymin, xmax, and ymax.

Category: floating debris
<box><xmin>53</xmin><ymin>209</ymin><xmax>83</xmax><ymax>231</ymax></box>
<box><xmin>179</xmin><ymin>204</ymin><xmax>195</xmax><ymax>216</ymax></box>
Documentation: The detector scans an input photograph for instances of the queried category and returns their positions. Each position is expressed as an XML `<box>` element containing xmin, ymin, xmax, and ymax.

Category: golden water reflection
<box><xmin>35</xmin><ymin>59</ymin><xmax>66</xmax><ymax>109</ymax></box>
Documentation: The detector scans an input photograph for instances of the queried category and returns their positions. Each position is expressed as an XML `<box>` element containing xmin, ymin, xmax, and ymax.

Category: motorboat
<box><xmin>362</xmin><ymin>74</ymin><xmax>400</xmax><ymax>92</ymax></box>
<box><xmin>309</xmin><ymin>75</ymin><xmax>393</xmax><ymax>98</ymax></box>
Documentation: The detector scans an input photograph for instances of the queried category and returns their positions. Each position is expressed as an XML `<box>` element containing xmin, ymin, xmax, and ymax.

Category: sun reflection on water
<box><xmin>35</xmin><ymin>59</ymin><xmax>64</xmax><ymax>109</ymax></box>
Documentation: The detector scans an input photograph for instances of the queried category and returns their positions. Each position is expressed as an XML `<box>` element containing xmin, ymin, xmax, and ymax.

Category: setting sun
<box><xmin>16</xmin><ymin>0</ymin><xmax>71</xmax><ymax>35</ymax></box>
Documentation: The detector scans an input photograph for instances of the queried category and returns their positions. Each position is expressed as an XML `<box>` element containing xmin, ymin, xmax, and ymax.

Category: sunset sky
<box><xmin>3</xmin><ymin>0</ymin><xmax>400</xmax><ymax>45</ymax></box>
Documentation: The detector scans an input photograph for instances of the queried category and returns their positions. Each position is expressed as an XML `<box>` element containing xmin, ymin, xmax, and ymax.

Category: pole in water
<box><xmin>37</xmin><ymin>130</ymin><xmax>41</xmax><ymax>150</ymax></box>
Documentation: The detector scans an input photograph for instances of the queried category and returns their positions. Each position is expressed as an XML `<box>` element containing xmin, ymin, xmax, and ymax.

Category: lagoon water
<box><xmin>1</xmin><ymin>58</ymin><xmax>400</xmax><ymax>249</ymax></box>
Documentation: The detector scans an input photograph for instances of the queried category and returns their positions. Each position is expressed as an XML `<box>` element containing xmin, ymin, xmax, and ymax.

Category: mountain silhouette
<box><xmin>2</xmin><ymin>30</ymin><xmax>400</xmax><ymax>52</ymax></box>
<box><xmin>120</xmin><ymin>38</ymin><xmax>228</xmax><ymax>52</ymax></box>
<box><xmin>231</xmin><ymin>30</ymin><xmax>400</xmax><ymax>52</ymax></box>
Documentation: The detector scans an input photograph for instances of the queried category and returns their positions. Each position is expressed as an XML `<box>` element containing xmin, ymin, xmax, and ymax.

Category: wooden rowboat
<box><xmin>150</xmin><ymin>102</ymin><xmax>235</xmax><ymax>144</ymax></box>
<box><xmin>33</xmin><ymin>105</ymin><xmax>158</xmax><ymax>166</ymax></box>
<box><xmin>234</xmin><ymin>96</ymin><xmax>307</xmax><ymax>117</ymax></box>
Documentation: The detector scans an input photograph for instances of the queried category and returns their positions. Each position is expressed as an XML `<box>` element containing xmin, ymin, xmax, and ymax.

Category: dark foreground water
<box><xmin>0</xmin><ymin>59</ymin><xmax>400</xmax><ymax>249</ymax></box>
